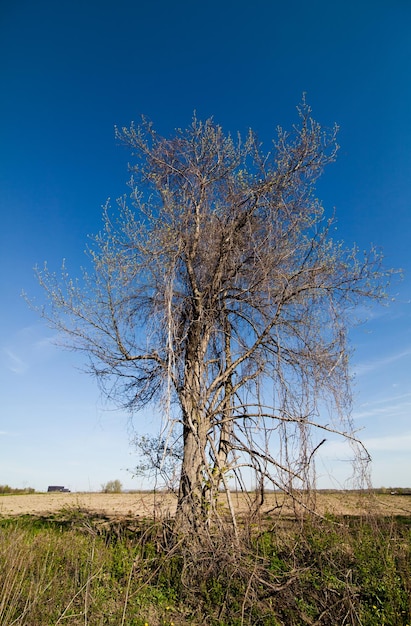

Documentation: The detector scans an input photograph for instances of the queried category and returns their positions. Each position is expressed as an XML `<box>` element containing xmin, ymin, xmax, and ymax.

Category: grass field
<box><xmin>1</xmin><ymin>492</ymin><xmax>410</xmax><ymax>625</ymax></box>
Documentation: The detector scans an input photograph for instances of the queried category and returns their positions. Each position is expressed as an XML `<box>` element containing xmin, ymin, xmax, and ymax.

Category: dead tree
<box><xmin>35</xmin><ymin>102</ymin><xmax>391</xmax><ymax>536</ymax></box>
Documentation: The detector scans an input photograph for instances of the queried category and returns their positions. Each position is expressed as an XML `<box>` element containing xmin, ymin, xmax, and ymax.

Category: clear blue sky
<box><xmin>1</xmin><ymin>0</ymin><xmax>410</xmax><ymax>492</ymax></box>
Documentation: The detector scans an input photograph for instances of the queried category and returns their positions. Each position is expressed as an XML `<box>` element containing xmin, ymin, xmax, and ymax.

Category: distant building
<box><xmin>47</xmin><ymin>485</ymin><xmax>70</xmax><ymax>492</ymax></box>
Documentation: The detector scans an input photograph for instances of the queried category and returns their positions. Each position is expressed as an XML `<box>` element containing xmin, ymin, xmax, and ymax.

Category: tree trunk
<box><xmin>174</xmin><ymin>323</ymin><xmax>210</xmax><ymax>534</ymax></box>
<box><xmin>175</xmin><ymin>417</ymin><xmax>207</xmax><ymax>533</ymax></box>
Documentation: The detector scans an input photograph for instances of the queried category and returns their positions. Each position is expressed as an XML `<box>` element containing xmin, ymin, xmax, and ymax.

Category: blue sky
<box><xmin>1</xmin><ymin>0</ymin><xmax>410</xmax><ymax>492</ymax></box>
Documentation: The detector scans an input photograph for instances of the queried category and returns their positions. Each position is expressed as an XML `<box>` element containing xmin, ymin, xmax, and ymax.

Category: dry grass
<box><xmin>1</xmin><ymin>490</ymin><xmax>410</xmax><ymax>519</ymax></box>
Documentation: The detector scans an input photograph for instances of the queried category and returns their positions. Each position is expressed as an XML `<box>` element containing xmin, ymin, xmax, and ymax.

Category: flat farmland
<box><xmin>1</xmin><ymin>491</ymin><xmax>410</xmax><ymax>519</ymax></box>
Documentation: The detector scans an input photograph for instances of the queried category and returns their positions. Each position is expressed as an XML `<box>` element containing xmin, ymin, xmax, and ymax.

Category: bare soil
<box><xmin>0</xmin><ymin>492</ymin><xmax>176</xmax><ymax>518</ymax></box>
<box><xmin>1</xmin><ymin>491</ymin><xmax>410</xmax><ymax>519</ymax></box>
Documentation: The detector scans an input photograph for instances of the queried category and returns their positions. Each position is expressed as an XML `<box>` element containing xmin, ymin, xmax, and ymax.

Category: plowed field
<box><xmin>1</xmin><ymin>491</ymin><xmax>410</xmax><ymax>519</ymax></box>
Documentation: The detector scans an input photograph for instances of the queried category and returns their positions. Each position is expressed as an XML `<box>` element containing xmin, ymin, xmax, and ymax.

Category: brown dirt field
<box><xmin>1</xmin><ymin>491</ymin><xmax>410</xmax><ymax>519</ymax></box>
<box><xmin>0</xmin><ymin>492</ymin><xmax>176</xmax><ymax>518</ymax></box>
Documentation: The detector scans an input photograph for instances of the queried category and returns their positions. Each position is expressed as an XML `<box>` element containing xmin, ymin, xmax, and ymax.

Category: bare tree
<box><xmin>35</xmin><ymin>102</ymin><xmax>391</xmax><ymax>535</ymax></box>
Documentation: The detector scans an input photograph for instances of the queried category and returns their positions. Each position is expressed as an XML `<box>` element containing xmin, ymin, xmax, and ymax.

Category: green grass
<box><xmin>0</xmin><ymin>510</ymin><xmax>410</xmax><ymax>625</ymax></box>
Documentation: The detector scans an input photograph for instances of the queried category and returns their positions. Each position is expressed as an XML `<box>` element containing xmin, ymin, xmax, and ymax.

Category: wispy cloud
<box><xmin>1</xmin><ymin>326</ymin><xmax>58</xmax><ymax>375</ymax></box>
<box><xmin>353</xmin><ymin>347</ymin><xmax>411</xmax><ymax>377</ymax></box>
<box><xmin>318</xmin><ymin>429</ymin><xmax>411</xmax><ymax>459</ymax></box>
<box><xmin>364</xmin><ymin>432</ymin><xmax>411</xmax><ymax>453</ymax></box>
<box><xmin>34</xmin><ymin>335</ymin><xmax>56</xmax><ymax>350</ymax></box>
<box><xmin>359</xmin><ymin>392</ymin><xmax>411</xmax><ymax>408</ymax></box>
<box><xmin>354</xmin><ymin>393</ymin><xmax>411</xmax><ymax>420</ymax></box>
<box><xmin>2</xmin><ymin>348</ymin><xmax>28</xmax><ymax>374</ymax></box>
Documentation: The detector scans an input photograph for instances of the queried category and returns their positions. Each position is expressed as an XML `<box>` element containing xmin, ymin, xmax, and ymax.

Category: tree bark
<box><xmin>175</xmin><ymin>321</ymin><xmax>210</xmax><ymax>533</ymax></box>
<box><xmin>175</xmin><ymin>418</ymin><xmax>206</xmax><ymax>532</ymax></box>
